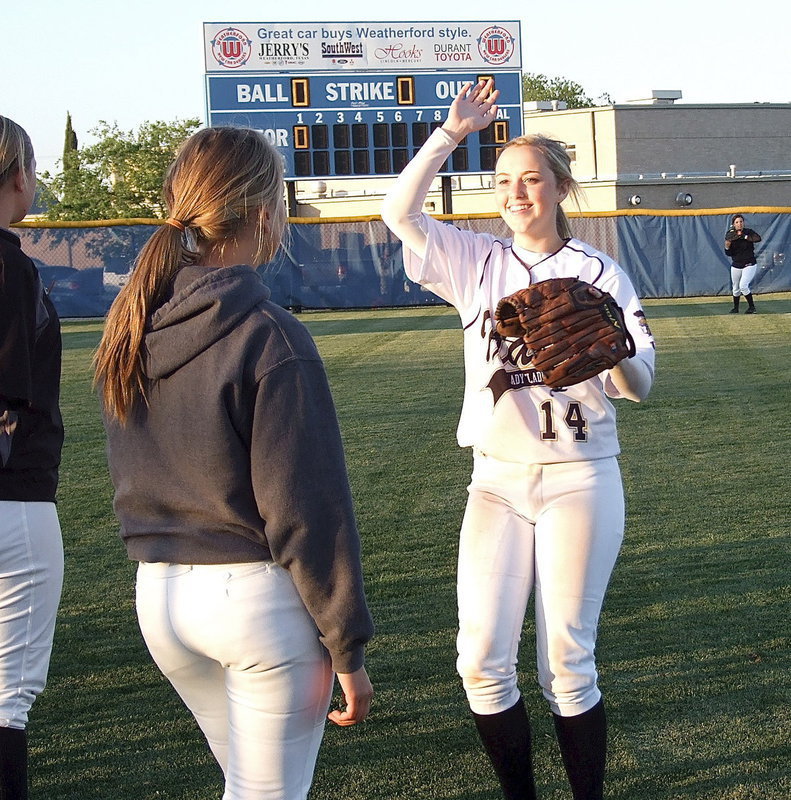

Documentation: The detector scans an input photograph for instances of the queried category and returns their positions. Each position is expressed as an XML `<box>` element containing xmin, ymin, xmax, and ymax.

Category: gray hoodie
<box><xmin>104</xmin><ymin>264</ymin><xmax>372</xmax><ymax>672</ymax></box>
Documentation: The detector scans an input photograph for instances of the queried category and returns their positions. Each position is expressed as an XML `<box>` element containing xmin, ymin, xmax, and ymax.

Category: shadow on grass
<box><xmin>644</xmin><ymin>295</ymin><xmax>791</xmax><ymax>318</ymax></box>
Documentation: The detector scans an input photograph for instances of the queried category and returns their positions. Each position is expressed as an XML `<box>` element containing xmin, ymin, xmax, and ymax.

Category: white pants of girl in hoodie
<box><xmin>136</xmin><ymin>560</ymin><xmax>333</xmax><ymax>800</ymax></box>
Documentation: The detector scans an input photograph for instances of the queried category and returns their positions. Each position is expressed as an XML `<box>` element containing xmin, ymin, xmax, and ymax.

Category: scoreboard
<box><xmin>206</xmin><ymin>70</ymin><xmax>522</xmax><ymax>179</ymax></box>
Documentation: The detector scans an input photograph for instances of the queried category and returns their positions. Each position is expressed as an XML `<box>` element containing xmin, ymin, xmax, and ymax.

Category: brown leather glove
<box><xmin>495</xmin><ymin>277</ymin><xmax>635</xmax><ymax>388</ymax></box>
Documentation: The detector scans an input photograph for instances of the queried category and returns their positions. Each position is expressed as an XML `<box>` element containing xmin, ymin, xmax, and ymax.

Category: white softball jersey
<box><xmin>402</xmin><ymin>224</ymin><xmax>656</xmax><ymax>464</ymax></box>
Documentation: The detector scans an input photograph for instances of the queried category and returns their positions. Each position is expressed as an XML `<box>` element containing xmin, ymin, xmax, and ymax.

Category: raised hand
<box><xmin>441</xmin><ymin>79</ymin><xmax>500</xmax><ymax>144</ymax></box>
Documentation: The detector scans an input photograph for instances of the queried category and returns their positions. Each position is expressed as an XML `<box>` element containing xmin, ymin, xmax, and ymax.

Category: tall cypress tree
<box><xmin>60</xmin><ymin>112</ymin><xmax>80</xmax><ymax>211</ymax></box>
<box><xmin>63</xmin><ymin>111</ymin><xmax>78</xmax><ymax>162</ymax></box>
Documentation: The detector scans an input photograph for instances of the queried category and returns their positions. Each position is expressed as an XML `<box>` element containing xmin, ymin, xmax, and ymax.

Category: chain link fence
<box><xmin>14</xmin><ymin>210</ymin><xmax>790</xmax><ymax>317</ymax></box>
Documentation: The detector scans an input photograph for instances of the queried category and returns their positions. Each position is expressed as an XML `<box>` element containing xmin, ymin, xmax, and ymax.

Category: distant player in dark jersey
<box><xmin>725</xmin><ymin>213</ymin><xmax>762</xmax><ymax>313</ymax></box>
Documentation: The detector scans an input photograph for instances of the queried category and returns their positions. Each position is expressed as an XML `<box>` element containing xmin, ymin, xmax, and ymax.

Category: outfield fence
<box><xmin>14</xmin><ymin>207</ymin><xmax>791</xmax><ymax>317</ymax></box>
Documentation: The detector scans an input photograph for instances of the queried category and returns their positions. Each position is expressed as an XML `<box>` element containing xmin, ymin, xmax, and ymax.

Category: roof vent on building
<box><xmin>523</xmin><ymin>100</ymin><xmax>568</xmax><ymax>112</ymax></box>
<box><xmin>625</xmin><ymin>90</ymin><xmax>683</xmax><ymax>105</ymax></box>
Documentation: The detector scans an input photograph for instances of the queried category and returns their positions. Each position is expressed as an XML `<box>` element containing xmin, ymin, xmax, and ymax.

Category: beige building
<box><xmin>523</xmin><ymin>93</ymin><xmax>791</xmax><ymax>211</ymax></box>
<box><xmin>293</xmin><ymin>92</ymin><xmax>791</xmax><ymax>216</ymax></box>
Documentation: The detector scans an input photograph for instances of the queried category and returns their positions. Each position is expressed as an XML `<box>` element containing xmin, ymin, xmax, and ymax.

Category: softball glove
<box><xmin>494</xmin><ymin>277</ymin><xmax>635</xmax><ymax>388</ymax></box>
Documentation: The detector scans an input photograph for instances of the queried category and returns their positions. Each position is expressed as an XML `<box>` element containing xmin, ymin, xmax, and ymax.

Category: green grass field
<box><xmin>30</xmin><ymin>294</ymin><xmax>791</xmax><ymax>799</ymax></box>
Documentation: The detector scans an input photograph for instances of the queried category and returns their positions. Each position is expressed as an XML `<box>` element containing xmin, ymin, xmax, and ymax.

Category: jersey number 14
<box><xmin>540</xmin><ymin>400</ymin><xmax>588</xmax><ymax>442</ymax></box>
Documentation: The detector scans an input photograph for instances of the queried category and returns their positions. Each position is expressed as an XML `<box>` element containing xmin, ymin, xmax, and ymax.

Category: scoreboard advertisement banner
<box><xmin>203</xmin><ymin>20</ymin><xmax>522</xmax><ymax>180</ymax></box>
<box><xmin>206</xmin><ymin>70</ymin><xmax>523</xmax><ymax>179</ymax></box>
<box><xmin>204</xmin><ymin>20</ymin><xmax>521</xmax><ymax>73</ymax></box>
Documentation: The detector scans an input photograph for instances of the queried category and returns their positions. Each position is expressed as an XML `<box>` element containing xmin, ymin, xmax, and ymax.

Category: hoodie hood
<box><xmin>143</xmin><ymin>264</ymin><xmax>270</xmax><ymax>379</ymax></box>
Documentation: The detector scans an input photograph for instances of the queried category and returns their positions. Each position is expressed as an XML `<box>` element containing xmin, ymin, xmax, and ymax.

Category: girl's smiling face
<box><xmin>494</xmin><ymin>145</ymin><xmax>569</xmax><ymax>251</ymax></box>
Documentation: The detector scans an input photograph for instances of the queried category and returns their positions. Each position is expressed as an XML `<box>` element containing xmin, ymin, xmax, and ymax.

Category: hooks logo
<box><xmin>477</xmin><ymin>25</ymin><xmax>515</xmax><ymax>65</ymax></box>
<box><xmin>211</xmin><ymin>28</ymin><xmax>252</xmax><ymax>69</ymax></box>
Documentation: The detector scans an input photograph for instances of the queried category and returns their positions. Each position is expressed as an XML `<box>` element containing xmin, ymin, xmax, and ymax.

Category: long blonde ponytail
<box><xmin>94</xmin><ymin>127</ymin><xmax>286</xmax><ymax>423</ymax></box>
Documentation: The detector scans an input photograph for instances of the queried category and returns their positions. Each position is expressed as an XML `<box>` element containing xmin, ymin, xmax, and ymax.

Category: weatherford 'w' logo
<box><xmin>487</xmin><ymin>38</ymin><xmax>505</xmax><ymax>57</ymax></box>
<box><xmin>222</xmin><ymin>40</ymin><xmax>242</xmax><ymax>59</ymax></box>
<box><xmin>211</xmin><ymin>27</ymin><xmax>252</xmax><ymax>69</ymax></box>
<box><xmin>477</xmin><ymin>26</ymin><xmax>516</xmax><ymax>66</ymax></box>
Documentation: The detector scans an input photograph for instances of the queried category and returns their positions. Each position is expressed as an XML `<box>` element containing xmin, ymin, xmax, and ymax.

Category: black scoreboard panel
<box><xmin>206</xmin><ymin>71</ymin><xmax>522</xmax><ymax>179</ymax></box>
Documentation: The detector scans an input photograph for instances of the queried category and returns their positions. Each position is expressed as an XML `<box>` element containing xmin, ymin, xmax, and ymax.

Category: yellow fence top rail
<box><xmin>13</xmin><ymin>207</ymin><xmax>791</xmax><ymax>228</ymax></box>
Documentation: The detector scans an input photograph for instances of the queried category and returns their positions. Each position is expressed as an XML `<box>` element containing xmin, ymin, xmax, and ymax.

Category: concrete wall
<box><xmin>521</xmin><ymin>108</ymin><xmax>596</xmax><ymax>180</ymax></box>
<box><xmin>613</xmin><ymin>105</ymin><xmax>791</xmax><ymax>176</ymax></box>
<box><xmin>297</xmin><ymin>187</ymin><xmax>499</xmax><ymax>217</ymax></box>
<box><xmin>294</xmin><ymin>103</ymin><xmax>791</xmax><ymax>216</ymax></box>
<box><xmin>521</xmin><ymin>103</ymin><xmax>791</xmax><ymax>211</ymax></box>
<box><xmin>614</xmin><ymin>177</ymin><xmax>791</xmax><ymax>210</ymax></box>
<box><xmin>295</xmin><ymin>172</ymin><xmax>791</xmax><ymax>218</ymax></box>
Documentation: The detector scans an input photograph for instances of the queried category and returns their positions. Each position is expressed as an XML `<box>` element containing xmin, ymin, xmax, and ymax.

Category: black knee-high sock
<box><xmin>472</xmin><ymin>698</ymin><xmax>537</xmax><ymax>800</ymax></box>
<box><xmin>0</xmin><ymin>726</ymin><xmax>28</xmax><ymax>800</ymax></box>
<box><xmin>732</xmin><ymin>295</ymin><xmax>740</xmax><ymax>310</ymax></box>
<box><xmin>553</xmin><ymin>699</ymin><xmax>607</xmax><ymax>800</ymax></box>
<box><xmin>746</xmin><ymin>293</ymin><xmax>755</xmax><ymax>310</ymax></box>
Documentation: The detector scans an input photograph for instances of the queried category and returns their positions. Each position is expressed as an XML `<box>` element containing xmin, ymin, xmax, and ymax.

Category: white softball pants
<box><xmin>0</xmin><ymin>501</ymin><xmax>64</xmax><ymax>729</ymax></box>
<box><xmin>135</xmin><ymin>561</ymin><xmax>334</xmax><ymax>800</ymax></box>
<box><xmin>456</xmin><ymin>452</ymin><xmax>624</xmax><ymax>718</ymax></box>
<box><xmin>731</xmin><ymin>264</ymin><xmax>757</xmax><ymax>296</ymax></box>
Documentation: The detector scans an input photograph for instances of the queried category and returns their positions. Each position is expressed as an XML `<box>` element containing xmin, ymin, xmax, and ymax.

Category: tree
<box><xmin>521</xmin><ymin>73</ymin><xmax>612</xmax><ymax>109</ymax></box>
<box><xmin>63</xmin><ymin>112</ymin><xmax>78</xmax><ymax>162</ymax></box>
<box><xmin>39</xmin><ymin>118</ymin><xmax>201</xmax><ymax>221</ymax></box>
<box><xmin>57</xmin><ymin>111</ymin><xmax>81</xmax><ymax>214</ymax></box>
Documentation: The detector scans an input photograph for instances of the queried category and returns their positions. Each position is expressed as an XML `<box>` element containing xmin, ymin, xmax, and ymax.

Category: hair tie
<box><xmin>165</xmin><ymin>218</ymin><xmax>186</xmax><ymax>232</ymax></box>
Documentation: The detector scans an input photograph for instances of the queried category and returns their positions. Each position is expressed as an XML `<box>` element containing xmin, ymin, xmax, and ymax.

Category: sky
<box><xmin>3</xmin><ymin>0</ymin><xmax>790</xmax><ymax>176</ymax></box>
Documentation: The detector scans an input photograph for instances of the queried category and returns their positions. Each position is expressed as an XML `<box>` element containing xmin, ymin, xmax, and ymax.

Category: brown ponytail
<box><xmin>94</xmin><ymin>127</ymin><xmax>286</xmax><ymax>423</ymax></box>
